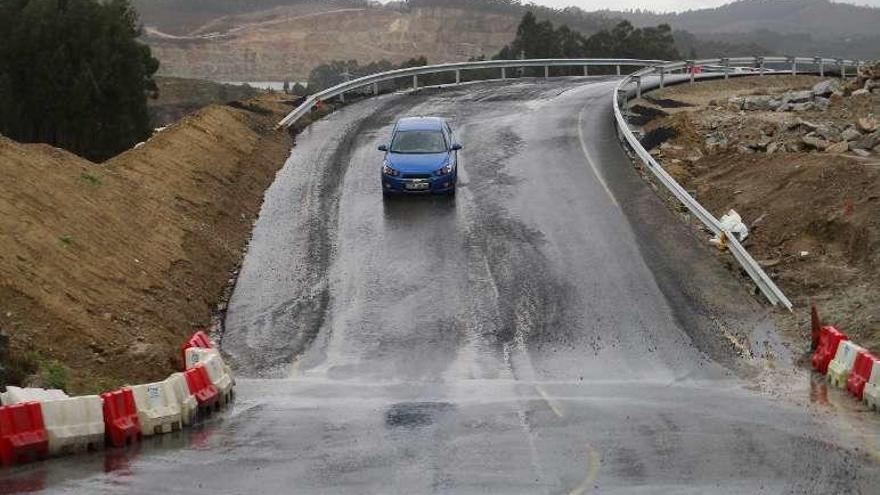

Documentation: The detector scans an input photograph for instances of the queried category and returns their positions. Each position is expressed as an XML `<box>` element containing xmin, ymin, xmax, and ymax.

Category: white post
<box><xmin>687</xmin><ymin>61</ymin><xmax>695</xmax><ymax>84</ymax></box>
<box><xmin>455</xmin><ymin>69</ymin><xmax>461</xmax><ymax>85</ymax></box>
<box><xmin>413</xmin><ymin>74</ymin><xmax>418</xmax><ymax>90</ymax></box>
<box><xmin>723</xmin><ymin>58</ymin><xmax>730</xmax><ymax>80</ymax></box>
<box><xmin>635</xmin><ymin>76</ymin><xmax>642</xmax><ymax>99</ymax></box>
<box><xmin>583</xmin><ymin>65</ymin><xmax>589</xmax><ymax>76</ymax></box>
<box><xmin>838</xmin><ymin>59</ymin><xmax>845</xmax><ymax>79</ymax></box>
<box><xmin>659</xmin><ymin>67</ymin><xmax>665</xmax><ymax>89</ymax></box>
<box><xmin>544</xmin><ymin>65</ymin><xmax>549</xmax><ymax>78</ymax></box>
<box><xmin>789</xmin><ymin>56</ymin><xmax>797</xmax><ymax>76</ymax></box>
<box><xmin>501</xmin><ymin>67</ymin><xmax>506</xmax><ymax>80</ymax></box>
<box><xmin>815</xmin><ymin>57</ymin><xmax>824</xmax><ymax>77</ymax></box>
<box><xmin>372</xmin><ymin>82</ymin><xmax>378</xmax><ymax>95</ymax></box>
<box><xmin>616</xmin><ymin>65</ymin><xmax>621</xmax><ymax>76</ymax></box>
<box><xmin>758</xmin><ymin>56</ymin><xmax>765</xmax><ymax>76</ymax></box>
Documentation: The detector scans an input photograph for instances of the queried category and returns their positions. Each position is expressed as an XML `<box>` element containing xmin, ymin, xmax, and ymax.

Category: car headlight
<box><xmin>382</xmin><ymin>162</ymin><xmax>399</xmax><ymax>177</ymax></box>
<box><xmin>436</xmin><ymin>163</ymin><xmax>454</xmax><ymax>175</ymax></box>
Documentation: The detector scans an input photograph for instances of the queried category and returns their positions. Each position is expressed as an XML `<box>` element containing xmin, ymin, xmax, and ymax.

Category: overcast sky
<box><xmin>518</xmin><ymin>0</ymin><xmax>880</xmax><ymax>13</ymax></box>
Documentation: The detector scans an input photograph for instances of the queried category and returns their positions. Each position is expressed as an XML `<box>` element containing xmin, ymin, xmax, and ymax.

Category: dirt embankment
<box><xmin>0</xmin><ymin>95</ymin><xmax>295</xmax><ymax>393</ymax></box>
<box><xmin>633</xmin><ymin>75</ymin><xmax>880</xmax><ymax>354</ymax></box>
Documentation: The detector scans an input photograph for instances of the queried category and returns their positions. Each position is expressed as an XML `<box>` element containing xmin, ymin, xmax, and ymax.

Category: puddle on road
<box><xmin>384</xmin><ymin>401</ymin><xmax>455</xmax><ymax>429</ymax></box>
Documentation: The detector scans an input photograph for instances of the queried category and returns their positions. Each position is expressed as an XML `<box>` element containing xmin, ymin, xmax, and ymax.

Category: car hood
<box><xmin>386</xmin><ymin>152</ymin><xmax>449</xmax><ymax>173</ymax></box>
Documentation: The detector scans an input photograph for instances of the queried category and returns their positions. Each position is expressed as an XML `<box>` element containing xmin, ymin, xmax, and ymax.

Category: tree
<box><xmin>0</xmin><ymin>0</ymin><xmax>159</xmax><ymax>161</ymax></box>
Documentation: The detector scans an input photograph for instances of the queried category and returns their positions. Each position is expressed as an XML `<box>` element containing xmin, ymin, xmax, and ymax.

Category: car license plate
<box><xmin>405</xmin><ymin>182</ymin><xmax>429</xmax><ymax>190</ymax></box>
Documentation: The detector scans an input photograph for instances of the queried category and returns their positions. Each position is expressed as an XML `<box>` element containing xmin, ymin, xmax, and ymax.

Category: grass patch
<box><xmin>79</xmin><ymin>171</ymin><xmax>102</xmax><ymax>186</ymax></box>
<box><xmin>59</xmin><ymin>234</ymin><xmax>73</xmax><ymax>246</ymax></box>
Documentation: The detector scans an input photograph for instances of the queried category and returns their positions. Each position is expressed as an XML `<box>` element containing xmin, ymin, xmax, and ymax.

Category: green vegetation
<box><xmin>307</xmin><ymin>57</ymin><xmax>428</xmax><ymax>93</ymax></box>
<box><xmin>59</xmin><ymin>235</ymin><xmax>73</xmax><ymax>246</ymax></box>
<box><xmin>79</xmin><ymin>171</ymin><xmax>102</xmax><ymax>186</ymax></box>
<box><xmin>0</xmin><ymin>0</ymin><xmax>160</xmax><ymax>162</ymax></box>
<box><xmin>496</xmin><ymin>13</ymin><xmax>679</xmax><ymax>63</ymax></box>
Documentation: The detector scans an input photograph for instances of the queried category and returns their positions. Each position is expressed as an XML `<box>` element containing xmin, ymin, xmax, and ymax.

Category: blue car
<box><xmin>378</xmin><ymin>117</ymin><xmax>461</xmax><ymax>197</ymax></box>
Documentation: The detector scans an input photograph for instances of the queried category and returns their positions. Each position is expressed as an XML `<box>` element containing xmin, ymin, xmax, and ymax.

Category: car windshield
<box><xmin>390</xmin><ymin>130</ymin><xmax>447</xmax><ymax>154</ymax></box>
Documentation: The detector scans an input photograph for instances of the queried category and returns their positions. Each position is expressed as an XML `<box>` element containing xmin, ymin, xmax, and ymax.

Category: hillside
<box><xmin>0</xmin><ymin>95</ymin><xmax>294</xmax><ymax>392</ymax></box>
<box><xmin>135</xmin><ymin>0</ymin><xmax>879</xmax><ymax>83</ymax></box>
<box><xmin>141</xmin><ymin>4</ymin><xmax>528</xmax><ymax>81</ymax></box>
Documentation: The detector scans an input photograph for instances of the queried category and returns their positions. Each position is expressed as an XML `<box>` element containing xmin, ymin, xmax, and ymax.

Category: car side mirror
<box><xmin>450</xmin><ymin>143</ymin><xmax>462</xmax><ymax>151</ymax></box>
<box><xmin>378</xmin><ymin>144</ymin><xmax>388</xmax><ymax>152</ymax></box>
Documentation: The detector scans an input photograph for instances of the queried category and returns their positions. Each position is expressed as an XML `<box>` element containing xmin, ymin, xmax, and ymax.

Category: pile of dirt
<box><xmin>148</xmin><ymin>76</ymin><xmax>262</xmax><ymax>128</ymax></box>
<box><xmin>0</xmin><ymin>94</ymin><xmax>295</xmax><ymax>393</ymax></box>
<box><xmin>635</xmin><ymin>75</ymin><xmax>880</xmax><ymax>354</ymax></box>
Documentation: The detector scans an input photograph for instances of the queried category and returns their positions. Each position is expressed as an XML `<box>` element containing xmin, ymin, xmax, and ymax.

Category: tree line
<box><xmin>305</xmin><ymin>12</ymin><xmax>680</xmax><ymax>90</ymax></box>
<box><xmin>0</xmin><ymin>0</ymin><xmax>159</xmax><ymax>162</ymax></box>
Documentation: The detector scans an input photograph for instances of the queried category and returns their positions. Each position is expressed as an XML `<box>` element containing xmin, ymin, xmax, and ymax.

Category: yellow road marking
<box><xmin>569</xmin><ymin>443</ymin><xmax>602</xmax><ymax>495</ymax></box>
<box><xmin>535</xmin><ymin>386</ymin><xmax>564</xmax><ymax>418</ymax></box>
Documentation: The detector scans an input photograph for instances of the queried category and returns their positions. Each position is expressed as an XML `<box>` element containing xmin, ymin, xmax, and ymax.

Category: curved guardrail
<box><xmin>275</xmin><ymin>55</ymin><xmax>862</xmax><ymax>310</ymax></box>
<box><xmin>276</xmin><ymin>58</ymin><xmax>666</xmax><ymax>128</ymax></box>
<box><xmin>613</xmin><ymin>56</ymin><xmax>861</xmax><ymax>311</ymax></box>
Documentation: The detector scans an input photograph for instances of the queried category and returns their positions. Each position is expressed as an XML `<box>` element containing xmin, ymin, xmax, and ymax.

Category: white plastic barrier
<box><xmin>130</xmin><ymin>381</ymin><xmax>183</xmax><ymax>436</ymax></box>
<box><xmin>828</xmin><ymin>341</ymin><xmax>864</xmax><ymax>388</ymax></box>
<box><xmin>186</xmin><ymin>347</ymin><xmax>236</xmax><ymax>391</ymax></box>
<box><xmin>864</xmin><ymin>361</ymin><xmax>880</xmax><ymax>411</ymax></box>
<box><xmin>202</xmin><ymin>354</ymin><xmax>234</xmax><ymax>405</ymax></box>
<box><xmin>166</xmin><ymin>372</ymin><xmax>198</xmax><ymax>426</ymax></box>
<box><xmin>40</xmin><ymin>395</ymin><xmax>104</xmax><ymax>455</ymax></box>
<box><xmin>1</xmin><ymin>386</ymin><xmax>68</xmax><ymax>405</ymax></box>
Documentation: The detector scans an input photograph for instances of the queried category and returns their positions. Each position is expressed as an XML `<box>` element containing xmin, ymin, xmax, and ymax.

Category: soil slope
<box><xmin>635</xmin><ymin>76</ymin><xmax>880</xmax><ymax>354</ymax></box>
<box><xmin>0</xmin><ymin>95</ymin><xmax>294</xmax><ymax>392</ymax></box>
<box><xmin>144</xmin><ymin>5</ymin><xmax>520</xmax><ymax>81</ymax></box>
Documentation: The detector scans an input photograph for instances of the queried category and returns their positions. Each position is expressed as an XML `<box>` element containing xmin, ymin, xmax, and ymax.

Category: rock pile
<box><xmin>849</xmin><ymin>60</ymin><xmax>880</xmax><ymax>96</ymax></box>
<box><xmin>727</xmin><ymin>79</ymin><xmax>843</xmax><ymax>113</ymax></box>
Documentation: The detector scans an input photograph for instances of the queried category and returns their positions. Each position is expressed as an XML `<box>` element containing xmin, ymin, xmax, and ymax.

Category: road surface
<box><xmin>4</xmin><ymin>78</ymin><xmax>880</xmax><ymax>493</ymax></box>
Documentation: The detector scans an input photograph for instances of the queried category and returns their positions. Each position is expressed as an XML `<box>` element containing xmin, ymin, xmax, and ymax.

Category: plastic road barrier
<box><xmin>40</xmin><ymin>396</ymin><xmax>104</xmax><ymax>455</ymax></box>
<box><xmin>166</xmin><ymin>373</ymin><xmax>198</xmax><ymax>426</ymax></box>
<box><xmin>0</xmin><ymin>402</ymin><xmax>49</xmax><ymax>466</ymax></box>
<box><xmin>184</xmin><ymin>346</ymin><xmax>220</xmax><ymax>370</ymax></box>
<box><xmin>180</xmin><ymin>331</ymin><xmax>214</xmax><ymax>369</ymax></box>
<box><xmin>828</xmin><ymin>341</ymin><xmax>865</xmax><ymax>388</ymax></box>
<box><xmin>184</xmin><ymin>365</ymin><xmax>220</xmax><ymax>412</ymax></box>
<box><xmin>812</xmin><ymin>326</ymin><xmax>848</xmax><ymax>374</ymax></box>
<box><xmin>1</xmin><ymin>387</ymin><xmax>68</xmax><ymax>406</ymax></box>
<box><xmin>846</xmin><ymin>351</ymin><xmax>879</xmax><ymax>400</ymax></box>
<box><xmin>864</xmin><ymin>360</ymin><xmax>880</xmax><ymax>411</ymax></box>
<box><xmin>202</xmin><ymin>354</ymin><xmax>234</xmax><ymax>406</ymax></box>
<box><xmin>130</xmin><ymin>381</ymin><xmax>183</xmax><ymax>436</ymax></box>
<box><xmin>100</xmin><ymin>388</ymin><xmax>141</xmax><ymax>448</ymax></box>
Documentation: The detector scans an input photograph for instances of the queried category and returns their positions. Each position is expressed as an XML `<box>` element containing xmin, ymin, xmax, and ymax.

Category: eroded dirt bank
<box><xmin>0</xmin><ymin>95</ymin><xmax>294</xmax><ymax>392</ymax></box>
<box><xmin>633</xmin><ymin>75</ymin><xmax>880</xmax><ymax>354</ymax></box>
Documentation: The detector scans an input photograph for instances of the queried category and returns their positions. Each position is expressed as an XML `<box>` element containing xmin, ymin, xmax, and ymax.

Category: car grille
<box><xmin>402</xmin><ymin>173</ymin><xmax>432</xmax><ymax>179</ymax></box>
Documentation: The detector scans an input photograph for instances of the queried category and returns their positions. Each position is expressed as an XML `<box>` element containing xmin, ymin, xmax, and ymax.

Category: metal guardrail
<box><xmin>612</xmin><ymin>56</ymin><xmax>861</xmax><ymax>311</ymax></box>
<box><xmin>276</xmin><ymin>58</ymin><xmax>665</xmax><ymax>128</ymax></box>
<box><xmin>275</xmin><ymin>55</ymin><xmax>862</xmax><ymax>310</ymax></box>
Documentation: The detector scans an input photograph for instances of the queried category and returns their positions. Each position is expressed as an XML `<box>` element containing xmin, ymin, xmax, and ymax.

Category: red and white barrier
<box><xmin>0</xmin><ymin>331</ymin><xmax>234</xmax><ymax>466</ymax></box>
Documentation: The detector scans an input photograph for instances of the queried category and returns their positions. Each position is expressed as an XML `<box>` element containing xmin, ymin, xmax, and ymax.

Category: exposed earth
<box><xmin>0</xmin><ymin>94</ymin><xmax>295</xmax><ymax>393</ymax></box>
<box><xmin>633</xmin><ymin>74</ymin><xmax>880</xmax><ymax>355</ymax></box>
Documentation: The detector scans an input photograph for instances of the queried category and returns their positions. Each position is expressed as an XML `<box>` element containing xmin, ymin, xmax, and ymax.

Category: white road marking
<box><xmin>577</xmin><ymin>96</ymin><xmax>620</xmax><ymax>209</ymax></box>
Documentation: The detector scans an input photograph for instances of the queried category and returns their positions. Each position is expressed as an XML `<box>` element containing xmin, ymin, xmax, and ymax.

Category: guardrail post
<box><xmin>686</xmin><ymin>60</ymin><xmax>695</xmax><ymax>84</ymax></box>
<box><xmin>815</xmin><ymin>57</ymin><xmax>824</xmax><ymax>77</ymax></box>
<box><xmin>372</xmin><ymin>82</ymin><xmax>378</xmax><ymax>96</ymax></box>
<box><xmin>837</xmin><ymin>59</ymin><xmax>845</xmax><ymax>79</ymax></box>
<box><xmin>413</xmin><ymin>74</ymin><xmax>418</xmax><ymax>90</ymax></box>
<box><xmin>658</xmin><ymin>67</ymin><xmax>665</xmax><ymax>88</ymax></box>
<box><xmin>339</xmin><ymin>92</ymin><xmax>345</xmax><ymax>103</ymax></box>
<box><xmin>583</xmin><ymin>65</ymin><xmax>589</xmax><ymax>76</ymax></box>
<box><xmin>787</xmin><ymin>56</ymin><xmax>796</xmax><ymax>76</ymax></box>
<box><xmin>501</xmin><ymin>67</ymin><xmax>506</xmax><ymax>80</ymax></box>
<box><xmin>455</xmin><ymin>69</ymin><xmax>461</xmax><ymax>85</ymax></box>
<box><xmin>756</xmin><ymin>56</ymin><xmax>765</xmax><ymax>76</ymax></box>
<box><xmin>721</xmin><ymin>58</ymin><xmax>730</xmax><ymax>79</ymax></box>
<box><xmin>544</xmin><ymin>65</ymin><xmax>549</xmax><ymax>78</ymax></box>
<box><xmin>634</xmin><ymin>75</ymin><xmax>642</xmax><ymax>99</ymax></box>
<box><xmin>616</xmin><ymin>65</ymin><xmax>621</xmax><ymax>76</ymax></box>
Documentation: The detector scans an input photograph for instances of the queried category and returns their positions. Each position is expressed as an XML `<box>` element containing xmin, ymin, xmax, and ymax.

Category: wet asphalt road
<box><xmin>4</xmin><ymin>78</ymin><xmax>880</xmax><ymax>493</ymax></box>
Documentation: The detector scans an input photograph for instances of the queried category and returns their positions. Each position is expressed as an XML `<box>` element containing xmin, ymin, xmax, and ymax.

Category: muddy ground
<box><xmin>633</xmin><ymin>75</ymin><xmax>880</xmax><ymax>356</ymax></box>
<box><xmin>0</xmin><ymin>94</ymin><xmax>297</xmax><ymax>393</ymax></box>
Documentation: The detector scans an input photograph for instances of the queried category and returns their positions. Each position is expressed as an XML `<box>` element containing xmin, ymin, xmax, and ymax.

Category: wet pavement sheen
<box><xmin>4</xmin><ymin>78</ymin><xmax>880</xmax><ymax>493</ymax></box>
